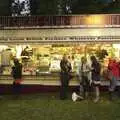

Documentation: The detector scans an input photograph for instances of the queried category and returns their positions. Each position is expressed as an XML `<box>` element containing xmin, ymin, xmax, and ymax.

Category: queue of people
<box><xmin>60</xmin><ymin>54</ymin><xmax>120</xmax><ymax>102</ymax></box>
<box><xmin>9</xmin><ymin>54</ymin><xmax>120</xmax><ymax>102</ymax></box>
<box><xmin>60</xmin><ymin>54</ymin><xmax>101</xmax><ymax>102</ymax></box>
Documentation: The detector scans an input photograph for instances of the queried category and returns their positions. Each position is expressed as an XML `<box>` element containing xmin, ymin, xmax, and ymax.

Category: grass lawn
<box><xmin>0</xmin><ymin>92</ymin><xmax>120</xmax><ymax>120</ymax></box>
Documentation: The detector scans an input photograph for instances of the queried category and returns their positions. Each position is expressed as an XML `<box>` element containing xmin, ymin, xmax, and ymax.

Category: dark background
<box><xmin>0</xmin><ymin>0</ymin><xmax>120</xmax><ymax>16</ymax></box>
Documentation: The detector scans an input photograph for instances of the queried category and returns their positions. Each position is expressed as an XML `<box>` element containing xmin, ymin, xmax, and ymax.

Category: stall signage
<box><xmin>0</xmin><ymin>36</ymin><xmax>120</xmax><ymax>43</ymax></box>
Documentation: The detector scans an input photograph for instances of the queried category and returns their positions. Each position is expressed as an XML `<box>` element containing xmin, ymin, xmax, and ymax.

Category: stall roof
<box><xmin>0</xmin><ymin>14</ymin><xmax>120</xmax><ymax>29</ymax></box>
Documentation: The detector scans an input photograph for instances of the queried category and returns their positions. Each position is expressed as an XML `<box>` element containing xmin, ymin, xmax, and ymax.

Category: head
<box><xmin>90</xmin><ymin>56</ymin><xmax>97</xmax><ymax>63</ymax></box>
<box><xmin>72</xmin><ymin>55</ymin><xmax>74</xmax><ymax>60</ymax></box>
<box><xmin>113</xmin><ymin>59</ymin><xmax>116</xmax><ymax>63</ymax></box>
<box><xmin>81</xmin><ymin>57</ymin><xmax>87</xmax><ymax>64</ymax></box>
<box><xmin>68</xmin><ymin>56</ymin><xmax>71</xmax><ymax>60</ymax></box>
<box><xmin>63</xmin><ymin>54</ymin><xmax>68</xmax><ymax>61</ymax></box>
<box><xmin>26</xmin><ymin>46</ymin><xmax>29</xmax><ymax>49</ymax></box>
<box><xmin>24</xmin><ymin>46</ymin><xmax>29</xmax><ymax>51</ymax></box>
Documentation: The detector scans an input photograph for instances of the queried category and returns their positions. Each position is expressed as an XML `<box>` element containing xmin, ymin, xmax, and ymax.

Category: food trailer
<box><xmin>0</xmin><ymin>14</ymin><xmax>120</xmax><ymax>91</ymax></box>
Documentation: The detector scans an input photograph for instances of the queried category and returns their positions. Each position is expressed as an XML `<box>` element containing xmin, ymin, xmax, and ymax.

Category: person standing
<box><xmin>60</xmin><ymin>54</ymin><xmax>72</xmax><ymax>100</ymax></box>
<box><xmin>108</xmin><ymin>58</ymin><xmax>119</xmax><ymax>100</ymax></box>
<box><xmin>12</xmin><ymin>58</ymin><xmax>22</xmax><ymax>97</ymax></box>
<box><xmin>78</xmin><ymin>57</ymin><xmax>91</xmax><ymax>99</ymax></box>
<box><xmin>90</xmin><ymin>56</ymin><xmax>101</xmax><ymax>103</ymax></box>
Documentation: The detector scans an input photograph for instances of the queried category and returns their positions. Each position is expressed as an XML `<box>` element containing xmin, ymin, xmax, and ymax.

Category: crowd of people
<box><xmin>60</xmin><ymin>54</ymin><xmax>120</xmax><ymax>103</ymax></box>
<box><xmin>9</xmin><ymin>54</ymin><xmax>120</xmax><ymax>102</ymax></box>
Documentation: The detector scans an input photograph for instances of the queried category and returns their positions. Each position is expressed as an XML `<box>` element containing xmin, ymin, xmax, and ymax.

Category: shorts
<box><xmin>92</xmin><ymin>74</ymin><xmax>101</xmax><ymax>86</ymax></box>
<box><xmin>93</xmin><ymin>81</ymin><xmax>101</xmax><ymax>86</ymax></box>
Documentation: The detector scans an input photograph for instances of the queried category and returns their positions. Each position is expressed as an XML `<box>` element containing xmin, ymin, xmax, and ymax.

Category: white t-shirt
<box><xmin>77</xmin><ymin>61</ymin><xmax>92</xmax><ymax>81</ymax></box>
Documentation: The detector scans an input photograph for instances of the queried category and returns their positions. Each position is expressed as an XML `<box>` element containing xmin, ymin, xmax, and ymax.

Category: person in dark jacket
<box><xmin>60</xmin><ymin>54</ymin><xmax>72</xmax><ymax>100</ymax></box>
<box><xmin>12</xmin><ymin>58</ymin><xmax>22</xmax><ymax>97</ymax></box>
<box><xmin>90</xmin><ymin>56</ymin><xmax>101</xmax><ymax>103</ymax></box>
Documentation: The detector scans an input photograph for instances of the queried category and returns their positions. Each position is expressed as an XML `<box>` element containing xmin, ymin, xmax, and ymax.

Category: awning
<box><xmin>0</xmin><ymin>28</ymin><xmax>120</xmax><ymax>44</ymax></box>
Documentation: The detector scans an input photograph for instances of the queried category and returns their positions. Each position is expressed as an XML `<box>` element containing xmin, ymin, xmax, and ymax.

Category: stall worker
<box><xmin>1</xmin><ymin>48</ymin><xmax>13</xmax><ymax>66</ymax></box>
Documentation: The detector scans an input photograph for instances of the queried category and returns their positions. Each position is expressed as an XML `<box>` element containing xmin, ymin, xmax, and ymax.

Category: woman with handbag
<box><xmin>90</xmin><ymin>56</ymin><xmax>101</xmax><ymax>103</ymax></box>
<box><xmin>60</xmin><ymin>54</ymin><xmax>72</xmax><ymax>100</ymax></box>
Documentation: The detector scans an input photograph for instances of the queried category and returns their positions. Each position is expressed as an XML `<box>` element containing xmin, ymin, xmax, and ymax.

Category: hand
<box><xmin>91</xmin><ymin>68</ymin><xmax>94</xmax><ymax>71</ymax></box>
<box><xmin>89</xmin><ymin>80</ymin><xmax>92</xmax><ymax>86</ymax></box>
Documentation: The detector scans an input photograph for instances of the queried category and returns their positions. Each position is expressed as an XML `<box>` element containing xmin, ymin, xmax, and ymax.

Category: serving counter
<box><xmin>0</xmin><ymin>72</ymin><xmax>80</xmax><ymax>86</ymax></box>
<box><xmin>0</xmin><ymin>72</ymin><xmax>118</xmax><ymax>86</ymax></box>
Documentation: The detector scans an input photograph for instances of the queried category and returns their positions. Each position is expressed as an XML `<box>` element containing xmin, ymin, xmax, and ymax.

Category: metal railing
<box><xmin>0</xmin><ymin>14</ymin><xmax>120</xmax><ymax>28</ymax></box>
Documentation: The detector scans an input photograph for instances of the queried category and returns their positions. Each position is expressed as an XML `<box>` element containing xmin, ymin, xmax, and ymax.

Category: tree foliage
<box><xmin>71</xmin><ymin>0</ymin><xmax>103</xmax><ymax>14</ymax></box>
<box><xmin>30</xmin><ymin>0</ymin><xmax>58</xmax><ymax>15</ymax></box>
<box><xmin>0</xmin><ymin>0</ymin><xmax>10</xmax><ymax>16</ymax></box>
<box><xmin>103</xmin><ymin>0</ymin><xmax>120</xmax><ymax>13</ymax></box>
<box><xmin>30</xmin><ymin>0</ymin><xmax>120</xmax><ymax>15</ymax></box>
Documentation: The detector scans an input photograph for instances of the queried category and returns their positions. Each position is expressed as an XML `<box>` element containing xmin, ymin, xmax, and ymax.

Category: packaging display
<box><xmin>49</xmin><ymin>55</ymin><xmax>61</xmax><ymax>72</ymax></box>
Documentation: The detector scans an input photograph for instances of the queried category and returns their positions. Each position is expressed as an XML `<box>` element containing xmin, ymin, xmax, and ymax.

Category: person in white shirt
<box><xmin>78</xmin><ymin>57</ymin><xmax>91</xmax><ymax>99</ymax></box>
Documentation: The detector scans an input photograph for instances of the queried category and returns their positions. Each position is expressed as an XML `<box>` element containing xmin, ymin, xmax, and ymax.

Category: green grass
<box><xmin>0</xmin><ymin>93</ymin><xmax>120</xmax><ymax>120</ymax></box>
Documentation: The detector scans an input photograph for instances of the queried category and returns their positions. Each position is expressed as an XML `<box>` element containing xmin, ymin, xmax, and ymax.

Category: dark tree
<box><xmin>71</xmin><ymin>0</ymin><xmax>103</xmax><ymax>14</ymax></box>
<box><xmin>0</xmin><ymin>0</ymin><xmax>10</xmax><ymax>16</ymax></box>
<box><xmin>30</xmin><ymin>0</ymin><xmax>58</xmax><ymax>15</ymax></box>
<box><xmin>30</xmin><ymin>0</ymin><xmax>72</xmax><ymax>15</ymax></box>
<box><xmin>103</xmin><ymin>0</ymin><xmax>120</xmax><ymax>13</ymax></box>
<box><xmin>11</xmin><ymin>0</ymin><xmax>31</xmax><ymax>16</ymax></box>
<box><xmin>30</xmin><ymin>0</ymin><xmax>37</xmax><ymax>15</ymax></box>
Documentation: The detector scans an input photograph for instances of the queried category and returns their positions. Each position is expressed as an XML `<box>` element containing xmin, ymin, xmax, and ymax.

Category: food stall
<box><xmin>0</xmin><ymin>41</ymin><xmax>120</xmax><ymax>85</ymax></box>
<box><xmin>0</xmin><ymin>15</ymin><xmax>120</xmax><ymax>86</ymax></box>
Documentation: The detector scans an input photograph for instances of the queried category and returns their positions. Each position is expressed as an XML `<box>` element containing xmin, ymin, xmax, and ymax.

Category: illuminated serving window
<box><xmin>0</xmin><ymin>43</ymin><xmax>120</xmax><ymax>77</ymax></box>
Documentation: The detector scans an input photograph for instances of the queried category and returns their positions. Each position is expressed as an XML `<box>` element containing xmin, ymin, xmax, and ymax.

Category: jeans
<box><xmin>109</xmin><ymin>76</ymin><xmax>118</xmax><ymax>92</ymax></box>
<box><xmin>60</xmin><ymin>73</ymin><xmax>69</xmax><ymax>99</ymax></box>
